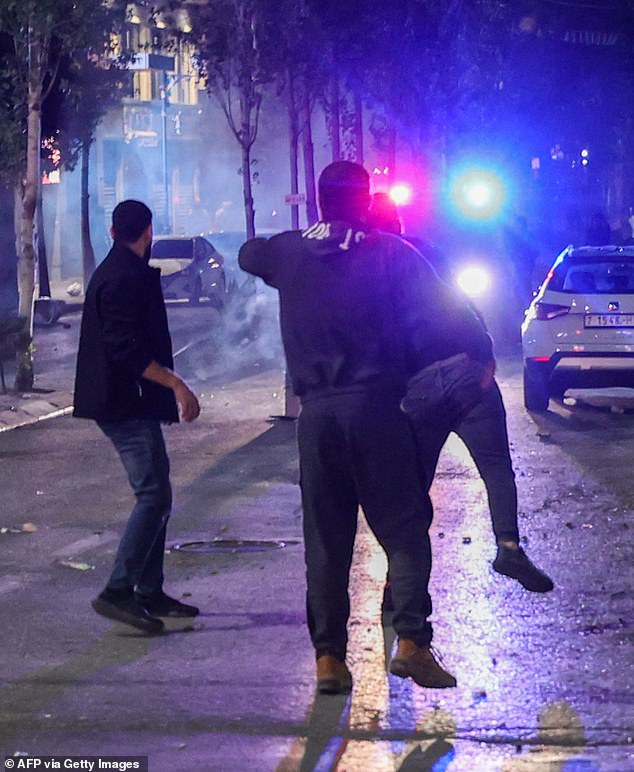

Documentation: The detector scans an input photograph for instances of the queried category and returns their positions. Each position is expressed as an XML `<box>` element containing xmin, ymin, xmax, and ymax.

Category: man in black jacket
<box><xmin>74</xmin><ymin>200</ymin><xmax>200</xmax><ymax>634</ymax></box>
<box><xmin>239</xmin><ymin>162</ymin><xmax>493</xmax><ymax>693</ymax></box>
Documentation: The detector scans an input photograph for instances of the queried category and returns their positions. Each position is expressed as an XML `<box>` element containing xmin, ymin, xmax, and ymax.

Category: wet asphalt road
<box><xmin>0</xmin><ymin>301</ymin><xmax>632</xmax><ymax>771</ymax></box>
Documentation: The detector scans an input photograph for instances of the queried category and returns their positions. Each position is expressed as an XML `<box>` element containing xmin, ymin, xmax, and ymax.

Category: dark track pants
<box><xmin>298</xmin><ymin>390</ymin><xmax>434</xmax><ymax>660</ymax></box>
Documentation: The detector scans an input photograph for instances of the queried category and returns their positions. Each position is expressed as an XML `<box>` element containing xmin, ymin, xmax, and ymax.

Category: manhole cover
<box><xmin>171</xmin><ymin>539</ymin><xmax>298</xmax><ymax>554</ymax></box>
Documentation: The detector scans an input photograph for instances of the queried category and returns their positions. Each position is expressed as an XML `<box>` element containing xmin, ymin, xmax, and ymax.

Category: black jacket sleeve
<box><xmin>386</xmin><ymin>236</ymin><xmax>494</xmax><ymax>371</ymax></box>
<box><xmin>238</xmin><ymin>237</ymin><xmax>277</xmax><ymax>286</ymax></box>
<box><xmin>97</xmin><ymin>275</ymin><xmax>154</xmax><ymax>379</ymax></box>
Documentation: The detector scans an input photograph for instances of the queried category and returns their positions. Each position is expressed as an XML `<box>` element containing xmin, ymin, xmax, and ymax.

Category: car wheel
<box><xmin>189</xmin><ymin>277</ymin><xmax>202</xmax><ymax>305</ymax></box>
<box><xmin>523</xmin><ymin>365</ymin><xmax>549</xmax><ymax>411</ymax></box>
<box><xmin>550</xmin><ymin>382</ymin><xmax>568</xmax><ymax>402</ymax></box>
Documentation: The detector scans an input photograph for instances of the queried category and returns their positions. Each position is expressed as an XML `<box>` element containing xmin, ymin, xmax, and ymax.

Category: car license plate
<box><xmin>584</xmin><ymin>313</ymin><xmax>634</xmax><ymax>328</ymax></box>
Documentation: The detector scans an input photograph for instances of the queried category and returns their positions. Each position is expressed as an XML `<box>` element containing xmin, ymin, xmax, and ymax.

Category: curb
<box><xmin>0</xmin><ymin>395</ymin><xmax>74</xmax><ymax>433</ymax></box>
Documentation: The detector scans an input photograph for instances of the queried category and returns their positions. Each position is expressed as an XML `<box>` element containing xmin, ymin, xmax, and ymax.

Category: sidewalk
<box><xmin>0</xmin><ymin>391</ymin><xmax>73</xmax><ymax>432</ymax></box>
<box><xmin>0</xmin><ymin>278</ymin><xmax>81</xmax><ymax>431</ymax></box>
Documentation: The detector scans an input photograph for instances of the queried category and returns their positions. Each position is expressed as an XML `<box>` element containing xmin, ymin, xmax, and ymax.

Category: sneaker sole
<box><xmin>92</xmin><ymin>598</ymin><xmax>164</xmax><ymax>634</ymax></box>
<box><xmin>134</xmin><ymin>596</ymin><xmax>200</xmax><ymax>618</ymax></box>
<box><xmin>141</xmin><ymin>608</ymin><xmax>200</xmax><ymax>618</ymax></box>
<box><xmin>317</xmin><ymin>678</ymin><xmax>352</xmax><ymax>695</ymax></box>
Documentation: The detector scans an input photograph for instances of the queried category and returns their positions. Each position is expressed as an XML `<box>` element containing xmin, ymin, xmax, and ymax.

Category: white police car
<box><xmin>521</xmin><ymin>245</ymin><xmax>634</xmax><ymax>410</ymax></box>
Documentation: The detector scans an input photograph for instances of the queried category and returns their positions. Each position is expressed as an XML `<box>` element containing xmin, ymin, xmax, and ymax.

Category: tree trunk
<box><xmin>241</xmin><ymin>142</ymin><xmax>255</xmax><ymax>240</ymax></box>
<box><xmin>15</xmin><ymin>48</ymin><xmax>43</xmax><ymax>391</ymax></box>
<box><xmin>81</xmin><ymin>140</ymin><xmax>96</xmax><ymax>287</ymax></box>
<box><xmin>354</xmin><ymin>91</ymin><xmax>364</xmax><ymax>165</ymax></box>
<box><xmin>288</xmin><ymin>75</ymin><xmax>300</xmax><ymax>230</ymax></box>
<box><xmin>302</xmin><ymin>89</ymin><xmax>318</xmax><ymax>225</ymax></box>
<box><xmin>330</xmin><ymin>75</ymin><xmax>341</xmax><ymax>162</ymax></box>
<box><xmin>240</xmin><ymin>89</ymin><xmax>256</xmax><ymax>240</ymax></box>
<box><xmin>36</xmin><ymin>193</ymin><xmax>51</xmax><ymax>298</ymax></box>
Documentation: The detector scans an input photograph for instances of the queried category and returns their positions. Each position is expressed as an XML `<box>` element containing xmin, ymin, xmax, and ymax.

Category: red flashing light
<box><xmin>389</xmin><ymin>184</ymin><xmax>412</xmax><ymax>206</ymax></box>
<box><xmin>529</xmin><ymin>356</ymin><xmax>551</xmax><ymax>362</ymax></box>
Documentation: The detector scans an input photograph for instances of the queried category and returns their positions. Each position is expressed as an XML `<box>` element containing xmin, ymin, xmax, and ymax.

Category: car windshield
<box><xmin>548</xmin><ymin>256</ymin><xmax>634</xmax><ymax>294</ymax></box>
<box><xmin>151</xmin><ymin>240</ymin><xmax>193</xmax><ymax>259</ymax></box>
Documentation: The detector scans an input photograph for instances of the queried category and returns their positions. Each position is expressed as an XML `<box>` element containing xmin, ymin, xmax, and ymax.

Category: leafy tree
<box><xmin>303</xmin><ymin>0</ymin><xmax>372</xmax><ymax>165</ymax></box>
<box><xmin>272</xmin><ymin>0</ymin><xmax>323</xmax><ymax>225</ymax></box>
<box><xmin>44</xmin><ymin>47</ymin><xmax>129</xmax><ymax>287</ymax></box>
<box><xmin>0</xmin><ymin>0</ymin><xmax>126</xmax><ymax>390</ymax></box>
<box><xmin>189</xmin><ymin>0</ymin><xmax>278</xmax><ymax>239</ymax></box>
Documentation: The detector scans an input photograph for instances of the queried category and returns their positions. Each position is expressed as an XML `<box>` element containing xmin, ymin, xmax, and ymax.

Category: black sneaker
<box><xmin>493</xmin><ymin>546</ymin><xmax>554</xmax><ymax>593</ymax></box>
<box><xmin>135</xmin><ymin>591</ymin><xmax>199</xmax><ymax>618</ymax></box>
<box><xmin>92</xmin><ymin>591</ymin><xmax>164</xmax><ymax>633</ymax></box>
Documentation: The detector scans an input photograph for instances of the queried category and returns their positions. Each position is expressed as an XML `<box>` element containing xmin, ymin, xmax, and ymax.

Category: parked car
<box><xmin>521</xmin><ymin>245</ymin><xmax>634</xmax><ymax>410</ymax></box>
<box><xmin>206</xmin><ymin>230</ymin><xmax>278</xmax><ymax>292</ymax></box>
<box><xmin>149</xmin><ymin>235</ymin><xmax>226</xmax><ymax>306</ymax></box>
<box><xmin>205</xmin><ymin>231</ymin><xmax>247</xmax><ymax>292</ymax></box>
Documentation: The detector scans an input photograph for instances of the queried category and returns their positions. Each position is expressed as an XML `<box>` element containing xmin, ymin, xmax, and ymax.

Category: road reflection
<box><xmin>277</xmin><ymin>433</ymin><xmax>603</xmax><ymax>771</ymax></box>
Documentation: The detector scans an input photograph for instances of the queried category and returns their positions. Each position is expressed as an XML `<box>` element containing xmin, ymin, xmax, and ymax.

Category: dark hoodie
<box><xmin>239</xmin><ymin>221</ymin><xmax>492</xmax><ymax>400</ymax></box>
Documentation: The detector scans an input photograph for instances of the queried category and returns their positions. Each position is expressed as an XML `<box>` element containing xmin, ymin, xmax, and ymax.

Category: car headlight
<box><xmin>455</xmin><ymin>265</ymin><xmax>491</xmax><ymax>298</ymax></box>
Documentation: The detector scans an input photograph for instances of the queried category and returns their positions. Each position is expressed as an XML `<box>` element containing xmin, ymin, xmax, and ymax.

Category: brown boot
<box><xmin>389</xmin><ymin>639</ymin><xmax>457</xmax><ymax>688</ymax></box>
<box><xmin>316</xmin><ymin>654</ymin><xmax>353</xmax><ymax>694</ymax></box>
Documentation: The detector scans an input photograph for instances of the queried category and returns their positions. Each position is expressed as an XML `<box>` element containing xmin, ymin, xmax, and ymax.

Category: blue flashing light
<box><xmin>445</xmin><ymin>165</ymin><xmax>510</xmax><ymax>226</ymax></box>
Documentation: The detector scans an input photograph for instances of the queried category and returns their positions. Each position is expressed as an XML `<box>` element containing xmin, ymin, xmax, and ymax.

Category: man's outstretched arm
<box><xmin>238</xmin><ymin>237</ymin><xmax>275</xmax><ymax>285</ymax></box>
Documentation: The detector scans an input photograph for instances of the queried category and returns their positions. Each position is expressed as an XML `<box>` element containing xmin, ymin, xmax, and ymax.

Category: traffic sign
<box><xmin>284</xmin><ymin>193</ymin><xmax>306</xmax><ymax>205</ymax></box>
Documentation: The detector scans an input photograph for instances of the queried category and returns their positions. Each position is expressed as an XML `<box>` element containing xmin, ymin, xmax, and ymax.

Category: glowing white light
<box><xmin>449</xmin><ymin>168</ymin><xmax>507</xmax><ymax>222</ymax></box>
<box><xmin>464</xmin><ymin>181</ymin><xmax>493</xmax><ymax>208</ymax></box>
<box><xmin>581</xmin><ymin>148</ymin><xmax>589</xmax><ymax>158</ymax></box>
<box><xmin>456</xmin><ymin>265</ymin><xmax>491</xmax><ymax>298</ymax></box>
<box><xmin>389</xmin><ymin>184</ymin><xmax>412</xmax><ymax>206</ymax></box>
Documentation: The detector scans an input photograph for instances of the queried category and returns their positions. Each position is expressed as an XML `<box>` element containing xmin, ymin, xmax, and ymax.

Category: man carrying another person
<box><xmin>239</xmin><ymin>162</ymin><xmax>494</xmax><ymax>693</ymax></box>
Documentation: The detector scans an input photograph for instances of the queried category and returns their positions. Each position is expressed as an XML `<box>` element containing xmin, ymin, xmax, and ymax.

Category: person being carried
<box><xmin>240</xmin><ymin>162</ymin><xmax>493</xmax><ymax>694</ymax></box>
<box><xmin>368</xmin><ymin>192</ymin><xmax>553</xmax><ymax>599</ymax></box>
<box><xmin>74</xmin><ymin>199</ymin><xmax>201</xmax><ymax>634</ymax></box>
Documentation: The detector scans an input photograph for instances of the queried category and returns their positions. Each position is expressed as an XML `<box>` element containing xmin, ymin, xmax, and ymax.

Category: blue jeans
<box><xmin>98</xmin><ymin>419</ymin><xmax>172</xmax><ymax>596</ymax></box>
